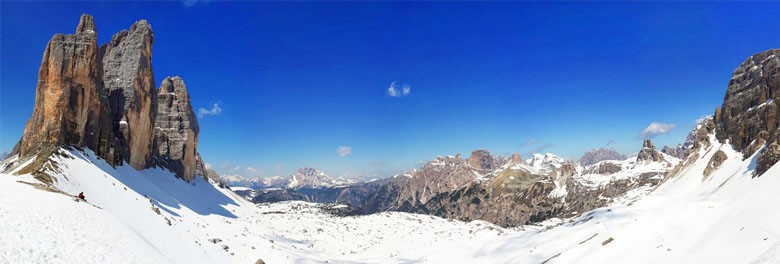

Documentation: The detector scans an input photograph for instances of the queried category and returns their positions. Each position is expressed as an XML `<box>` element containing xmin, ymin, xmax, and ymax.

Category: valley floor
<box><xmin>2</xmin><ymin>138</ymin><xmax>780</xmax><ymax>263</ymax></box>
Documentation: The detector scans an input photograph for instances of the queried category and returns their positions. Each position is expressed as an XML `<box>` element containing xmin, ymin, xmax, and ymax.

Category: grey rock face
<box><xmin>100</xmin><ymin>19</ymin><xmax>156</xmax><ymax>170</ymax></box>
<box><xmin>579</xmin><ymin>148</ymin><xmax>626</xmax><ymax>166</ymax></box>
<box><xmin>715</xmin><ymin>49</ymin><xmax>780</xmax><ymax>163</ymax></box>
<box><xmin>637</xmin><ymin>139</ymin><xmax>665</xmax><ymax>162</ymax></box>
<box><xmin>153</xmin><ymin>77</ymin><xmax>200</xmax><ymax>181</ymax></box>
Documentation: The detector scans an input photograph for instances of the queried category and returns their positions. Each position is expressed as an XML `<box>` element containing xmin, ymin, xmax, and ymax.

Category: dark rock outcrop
<box><xmin>756</xmin><ymin>142</ymin><xmax>780</xmax><ymax>177</ymax></box>
<box><xmin>100</xmin><ymin>19</ymin><xmax>157</xmax><ymax>170</ymax></box>
<box><xmin>715</xmin><ymin>49</ymin><xmax>780</xmax><ymax>175</ymax></box>
<box><xmin>703</xmin><ymin>150</ymin><xmax>728</xmax><ymax>177</ymax></box>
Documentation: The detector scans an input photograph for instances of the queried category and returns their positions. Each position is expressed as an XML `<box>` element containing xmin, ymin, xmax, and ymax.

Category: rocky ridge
<box><xmin>242</xmin><ymin>143</ymin><xmax>679</xmax><ymax>227</ymax></box>
<box><xmin>2</xmin><ymin>14</ymin><xmax>211</xmax><ymax>182</ymax></box>
<box><xmin>714</xmin><ymin>49</ymin><xmax>780</xmax><ymax>176</ymax></box>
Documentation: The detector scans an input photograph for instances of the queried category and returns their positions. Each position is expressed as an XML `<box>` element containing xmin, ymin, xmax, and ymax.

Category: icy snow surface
<box><xmin>1</xmin><ymin>139</ymin><xmax>780</xmax><ymax>263</ymax></box>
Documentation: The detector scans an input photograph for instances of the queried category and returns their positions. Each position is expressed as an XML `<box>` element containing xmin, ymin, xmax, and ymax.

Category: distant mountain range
<box><xmin>223</xmin><ymin>167</ymin><xmax>358</xmax><ymax>190</ymax></box>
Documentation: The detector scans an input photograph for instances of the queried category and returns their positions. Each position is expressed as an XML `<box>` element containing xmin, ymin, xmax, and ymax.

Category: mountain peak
<box><xmin>579</xmin><ymin>147</ymin><xmax>626</xmax><ymax>166</ymax></box>
<box><xmin>468</xmin><ymin>149</ymin><xmax>497</xmax><ymax>171</ymax></box>
<box><xmin>76</xmin><ymin>14</ymin><xmax>96</xmax><ymax>34</ymax></box>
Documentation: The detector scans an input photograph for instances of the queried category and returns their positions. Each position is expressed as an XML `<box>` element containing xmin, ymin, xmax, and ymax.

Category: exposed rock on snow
<box><xmin>704</xmin><ymin>150</ymin><xmax>728</xmax><ymax>177</ymax></box>
<box><xmin>637</xmin><ymin>139</ymin><xmax>666</xmax><ymax>163</ymax></box>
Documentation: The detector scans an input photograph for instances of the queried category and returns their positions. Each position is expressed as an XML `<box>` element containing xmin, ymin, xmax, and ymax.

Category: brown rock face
<box><xmin>7</xmin><ymin>14</ymin><xmax>211</xmax><ymax>183</ymax></box>
<box><xmin>12</xmin><ymin>14</ymin><xmax>118</xmax><ymax>165</ymax></box>
<box><xmin>100</xmin><ymin>20</ymin><xmax>157</xmax><ymax>170</ymax></box>
<box><xmin>153</xmin><ymin>77</ymin><xmax>200</xmax><ymax>181</ymax></box>
<box><xmin>716</xmin><ymin>49</ymin><xmax>780</xmax><ymax>162</ymax></box>
<box><xmin>468</xmin><ymin>149</ymin><xmax>497</xmax><ymax>171</ymax></box>
<box><xmin>637</xmin><ymin>139</ymin><xmax>665</xmax><ymax>162</ymax></box>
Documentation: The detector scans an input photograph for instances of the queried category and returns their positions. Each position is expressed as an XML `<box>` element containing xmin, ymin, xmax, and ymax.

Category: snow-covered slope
<box><xmin>526</xmin><ymin>153</ymin><xmax>566</xmax><ymax>174</ymax></box>
<box><xmin>0</xmin><ymin>175</ymin><xmax>167</xmax><ymax>263</ymax></box>
<box><xmin>2</xmin><ymin>138</ymin><xmax>779</xmax><ymax>263</ymax></box>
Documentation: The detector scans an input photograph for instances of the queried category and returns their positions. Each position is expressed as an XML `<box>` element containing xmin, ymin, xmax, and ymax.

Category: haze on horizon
<box><xmin>2</xmin><ymin>1</ymin><xmax>780</xmax><ymax>180</ymax></box>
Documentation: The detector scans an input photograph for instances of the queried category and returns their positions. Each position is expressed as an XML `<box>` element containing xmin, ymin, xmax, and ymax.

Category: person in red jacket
<box><xmin>77</xmin><ymin>192</ymin><xmax>85</xmax><ymax>201</ymax></box>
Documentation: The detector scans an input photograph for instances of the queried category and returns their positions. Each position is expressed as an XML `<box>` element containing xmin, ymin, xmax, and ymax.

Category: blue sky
<box><xmin>2</xmin><ymin>2</ymin><xmax>779</xmax><ymax>179</ymax></box>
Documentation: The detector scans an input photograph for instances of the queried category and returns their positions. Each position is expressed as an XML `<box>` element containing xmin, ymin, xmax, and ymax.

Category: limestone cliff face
<box><xmin>7</xmin><ymin>14</ymin><xmax>211</xmax><ymax>183</ymax></box>
<box><xmin>100</xmin><ymin>19</ymin><xmax>157</xmax><ymax>170</ymax></box>
<box><xmin>715</xmin><ymin>49</ymin><xmax>780</xmax><ymax>176</ymax></box>
<box><xmin>153</xmin><ymin>77</ymin><xmax>200</xmax><ymax>181</ymax></box>
<box><xmin>12</xmin><ymin>14</ymin><xmax>118</xmax><ymax>165</ymax></box>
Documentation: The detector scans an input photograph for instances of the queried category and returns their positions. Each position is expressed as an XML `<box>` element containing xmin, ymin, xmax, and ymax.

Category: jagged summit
<box><xmin>76</xmin><ymin>14</ymin><xmax>96</xmax><ymax>34</ymax></box>
<box><xmin>637</xmin><ymin>139</ymin><xmax>665</xmax><ymax>162</ymax></box>
<box><xmin>2</xmin><ymin>14</ymin><xmax>209</xmax><ymax>182</ymax></box>
<box><xmin>131</xmin><ymin>19</ymin><xmax>152</xmax><ymax>31</ymax></box>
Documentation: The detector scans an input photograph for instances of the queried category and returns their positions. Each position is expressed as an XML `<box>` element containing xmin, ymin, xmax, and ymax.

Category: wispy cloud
<box><xmin>182</xmin><ymin>0</ymin><xmax>210</xmax><ymax>7</ymax></box>
<box><xmin>338</xmin><ymin>146</ymin><xmax>352</xmax><ymax>157</ymax></box>
<box><xmin>640</xmin><ymin>122</ymin><xmax>675</xmax><ymax>139</ymax></box>
<box><xmin>518</xmin><ymin>138</ymin><xmax>554</xmax><ymax>157</ymax></box>
<box><xmin>198</xmin><ymin>103</ymin><xmax>222</xmax><ymax>118</ymax></box>
<box><xmin>519</xmin><ymin>139</ymin><xmax>540</xmax><ymax>148</ymax></box>
<box><xmin>387</xmin><ymin>81</ymin><xmax>411</xmax><ymax>97</ymax></box>
<box><xmin>606</xmin><ymin>139</ymin><xmax>617</xmax><ymax>146</ymax></box>
<box><xmin>245</xmin><ymin>166</ymin><xmax>258</xmax><ymax>173</ymax></box>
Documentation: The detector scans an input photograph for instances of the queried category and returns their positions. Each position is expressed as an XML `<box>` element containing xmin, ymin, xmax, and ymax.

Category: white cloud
<box><xmin>387</xmin><ymin>81</ymin><xmax>411</xmax><ymax>97</ymax></box>
<box><xmin>640</xmin><ymin>122</ymin><xmax>676</xmax><ymax>139</ymax></box>
<box><xmin>204</xmin><ymin>163</ymin><xmax>212</xmax><ymax>170</ymax></box>
<box><xmin>245</xmin><ymin>166</ymin><xmax>257</xmax><ymax>173</ymax></box>
<box><xmin>198</xmin><ymin>103</ymin><xmax>222</xmax><ymax>118</ymax></box>
<box><xmin>519</xmin><ymin>139</ymin><xmax>539</xmax><ymax>148</ymax></box>
<box><xmin>338</xmin><ymin>146</ymin><xmax>352</xmax><ymax>157</ymax></box>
